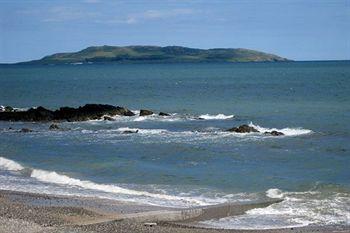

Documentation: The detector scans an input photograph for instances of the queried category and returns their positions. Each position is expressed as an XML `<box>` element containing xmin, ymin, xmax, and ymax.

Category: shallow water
<box><xmin>0</xmin><ymin>61</ymin><xmax>349</xmax><ymax>229</ymax></box>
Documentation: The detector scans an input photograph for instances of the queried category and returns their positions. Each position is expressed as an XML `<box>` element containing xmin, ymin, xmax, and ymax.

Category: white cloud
<box><xmin>43</xmin><ymin>6</ymin><xmax>99</xmax><ymax>22</ymax></box>
<box><xmin>123</xmin><ymin>8</ymin><xmax>194</xmax><ymax>24</ymax></box>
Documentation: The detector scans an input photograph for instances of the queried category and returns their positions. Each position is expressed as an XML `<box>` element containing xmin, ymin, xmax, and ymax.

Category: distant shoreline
<box><xmin>2</xmin><ymin>60</ymin><xmax>350</xmax><ymax>66</ymax></box>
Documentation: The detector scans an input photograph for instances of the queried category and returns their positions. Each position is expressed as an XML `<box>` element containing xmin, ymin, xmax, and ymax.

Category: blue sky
<box><xmin>0</xmin><ymin>0</ymin><xmax>349</xmax><ymax>63</ymax></box>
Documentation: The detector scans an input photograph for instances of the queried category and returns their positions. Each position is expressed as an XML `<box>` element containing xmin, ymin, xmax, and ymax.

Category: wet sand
<box><xmin>0</xmin><ymin>189</ymin><xmax>349</xmax><ymax>233</ymax></box>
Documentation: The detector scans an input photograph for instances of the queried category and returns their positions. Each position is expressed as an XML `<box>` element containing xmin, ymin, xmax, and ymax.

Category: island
<box><xmin>20</xmin><ymin>45</ymin><xmax>290</xmax><ymax>64</ymax></box>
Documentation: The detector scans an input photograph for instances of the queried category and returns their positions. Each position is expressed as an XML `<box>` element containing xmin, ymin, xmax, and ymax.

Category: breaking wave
<box><xmin>198</xmin><ymin>114</ymin><xmax>234</xmax><ymax>120</ymax></box>
<box><xmin>0</xmin><ymin>156</ymin><xmax>231</xmax><ymax>207</ymax></box>
<box><xmin>0</xmin><ymin>157</ymin><xmax>24</xmax><ymax>171</ymax></box>
<box><xmin>248</xmin><ymin>122</ymin><xmax>312</xmax><ymax>136</ymax></box>
<box><xmin>201</xmin><ymin>187</ymin><xmax>350</xmax><ymax>229</ymax></box>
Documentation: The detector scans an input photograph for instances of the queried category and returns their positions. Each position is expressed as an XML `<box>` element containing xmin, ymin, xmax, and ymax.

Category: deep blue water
<box><xmin>0</xmin><ymin>61</ymin><xmax>349</xmax><ymax>229</ymax></box>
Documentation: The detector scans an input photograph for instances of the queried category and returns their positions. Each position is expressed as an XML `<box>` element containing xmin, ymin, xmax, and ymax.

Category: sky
<box><xmin>0</xmin><ymin>0</ymin><xmax>349</xmax><ymax>63</ymax></box>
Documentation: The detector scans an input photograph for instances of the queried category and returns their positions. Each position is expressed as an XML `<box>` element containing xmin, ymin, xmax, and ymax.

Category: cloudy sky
<box><xmin>0</xmin><ymin>0</ymin><xmax>349</xmax><ymax>63</ymax></box>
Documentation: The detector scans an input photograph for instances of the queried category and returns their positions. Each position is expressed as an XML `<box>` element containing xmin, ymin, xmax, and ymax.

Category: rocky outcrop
<box><xmin>227</xmin><ymin>125</ymin><xmax>284</xmax><ymax>136</ymax></box>
<box><xmin>0</xmin><ymin>106</ymin><xmax>54</xmax><ymax>122</ymax></box>
<box><xmin>264</xmin><ymin>130</ymin><xmax>284</xmax><ymax>136</ymax></box>
<box><xmin>139</xmin><ymin>109</ymin><xmax>153</xmax><ymax>116</ymax></box>
<box><xmin>0</xmin><ymin>104</ymin><xmax>135</xmax><ymax>122</ymax></box>
<box><xmin>227</xmin><ymin>124</ymin><xmax>259</xmax><ymax>133</ymax></box>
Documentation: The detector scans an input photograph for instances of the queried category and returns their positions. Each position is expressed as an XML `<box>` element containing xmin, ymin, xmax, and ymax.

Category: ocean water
<box><xmin>0</xmin><ymin>61</ymin><xmax>349</xmax><ymax>229</ymax></box>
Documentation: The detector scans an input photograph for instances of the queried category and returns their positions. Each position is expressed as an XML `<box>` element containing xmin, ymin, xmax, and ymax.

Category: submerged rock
<box><xmin>4</xmin><ymin>106</ymin><xmax>13</xmax><ymax>112</ymax></box>
<box><xmin>264</xmin><ymin>130</ymin><xmax>284</xmax><ymax>136</ymax></box>
<box><xmin>122</xmin><ymin>130</ymin><xmax>139</xmax><ymax>134</ymax></box>
<box><xmin>103</xmin><ymin>116</ymin><xmax>115</xmax><ymax>121</ymax></box>
<box><xmin>139</xmin><ymin>109</ymin><xmax>153</xmax><ymax>116</ymax></box>
<box><xmin>159</xmin><ymin>112</ymin><xmax>170</xmax><ymax>116</ymax></box>
<box><xmin>49</xmin><ymin>124</ymin><xmax>60</xmax><ymax>130</ymax></box>
<box><xmin>20</xmin><ymin>128</ymin><xmax>33</xmax><ymax>133</ymax></box>
<box><xmin>0</xmin><ymin>104</ymin><xmax>135</xmax><ymax>122</ymax></box>
<box><xmin>227</xmin><ymin>124</ymin><xmax>259</xmax><ymax>133</ymax></box>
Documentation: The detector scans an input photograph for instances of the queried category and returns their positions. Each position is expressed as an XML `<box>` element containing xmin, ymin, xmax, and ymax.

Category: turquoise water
<box><xmin>0</xmin><ymin>61</ymin><xmax>349</xmax><ymax>229</ymax></box>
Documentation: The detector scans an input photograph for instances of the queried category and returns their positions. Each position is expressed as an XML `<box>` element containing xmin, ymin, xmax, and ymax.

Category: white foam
<box><xmin>266</xmin><ymin>188</ymin><xmax>284</xmax><ymax>198</ymax></box>
<box><xmin>92</xmin><ymin>112</ymin><xmax>235</xmax><ymax>123</ymax></box>
<box><xmin>0</xmin><ymin>157</ymin><xmax>24</xmax><ymax>171</ymax></box>
<box><xmin>201</xmin><ymin>188</ymin><xmax>350</xmax><ymax>229</ymax></box>
<box><xmin>248</xmin><ymin>122</ymin><xmax>312</xmax><ymax>136</ymax></box>
<box><xmin>198</xmin><ymin>114</ymin><xmax>234</xmax><ymax>120</ymax></box>
<box><xmin>116</xmin><ymin>127</ymin><xmax>168</xmax><ymax>134</ymax></box>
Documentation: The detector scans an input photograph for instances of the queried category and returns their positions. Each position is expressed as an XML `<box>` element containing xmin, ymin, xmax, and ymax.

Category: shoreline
<box><xmin>0</xmin><ymin>189</ymin><xmax>349</xmax><ymax>233</ymax></box>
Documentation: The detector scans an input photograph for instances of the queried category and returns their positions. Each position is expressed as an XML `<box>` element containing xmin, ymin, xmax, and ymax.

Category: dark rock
<box><xmin>0</xmin><ymin>104</ymin><xmax>135</xmax><ymax>122</ymax></box>
<box><xmin>139</xmin><ymin>109</ymin><xmax>153</xmax><ymax>116</ymax></box>
<box><xmin>20</xmin><ymin>128</ymin><xmax>33</xmax><ymax>133</ymax></box>
<box><xmin>159</xmin><ymin>112</ymin><xmax>170</xmax><ymax>116</ymax></box>
<box><xmin>264</xmin><ymin>130</ymin><xmax>284</xmax><ymax>136</ymax></box>
<box><xmin>227</xmin><ymin>124</ymin><xmax>259</xmax><ymax>133</ymax></box>
<box><xmin>54</xmin><ymin>104</ymin><xmax>135</xmax><ymax>121</ymax></box>
<box><xmin>116</xmin><ymin>107</ymin><xmax>135</xmax><ymax>116</ymax></box>
<box><xmin>4</xmin><ymin>106</ymin><xmax>13</xmax><ymax>112</ymax></box>
<box><xmin>122</xmin><ymin>130</ymin><xmax>139</xmax><ymax>134</ymax></box>
<box><xmin>103</xmin><ymin>116</ymin><xmax>115</xmax><ymax>121</ymax></box>
<box><xmin>0</xmin><ymin>106</ymin><xmax>54</xmax><ymax>122</ymax></box>
<box><xmin>49</xmin><ymin>124</ymin><xmax>60</xmax><ymax>130</ymax></box>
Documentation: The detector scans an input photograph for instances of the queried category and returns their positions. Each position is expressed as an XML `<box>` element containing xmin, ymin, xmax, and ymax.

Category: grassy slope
<box><xmin>28</xmin><ymin>45</ymin><xmax>290</xmax><ymax>64</ymax></box>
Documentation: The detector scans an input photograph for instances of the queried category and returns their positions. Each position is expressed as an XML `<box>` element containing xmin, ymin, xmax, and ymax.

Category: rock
<box><xmin>116</xmin><ymin>106</ymin><xmax>135</xmax><ymax>116</ymax></box>
<box><xmin>20</xmin><ymin>128</ymin><xmax>33</xmax><ymax>133</ymax></box>
<box><xmin>139</xmin><ymin>109</ymin><xmax>153</xmax><ymax>116</ymax></box>
<box><xmin>103</xmin><ymin>116</ymin><xmax>115</xmax><ymax>121</ymax></box>
<box><xmin>4</xmin><ymin>106</ymin><xmax>13</xmax><ymax>112</ymax></box>
<box><xmin>0</xmin><ymin>106</ymin><xmax>54</xmax><ymax>122</ymax></box>
<box><xmin>144</xmin><ymin>222</ymin><xmax>157</xmax><ymax>227</ymax></box>
<box><xmin>122</xmin><ymin>130</ymin><xmax>139</xmax><ymax>134</ymax></box>
<box><xmin>264</xmin><ymin>130</ymin><xmax>284</xmax><ymax>136</ymax></box>
<box><xmin>49</xmin><ymin>124</ymin><xmax>60</xmax><ymax>130</ymax></box>
<box><xmin>159</xmin><ymin>112</ymin><xmax>170</xmax><ymax>116</ymax></box>
<box><xmin>0</xmin><ymin>104</ymin><xmax>135</xmax><ymax>122</ymax></box>
<box><xmin>227</xmin><ymin>124</ymin><xmax>259</xmax><ymax>133</ymax></box>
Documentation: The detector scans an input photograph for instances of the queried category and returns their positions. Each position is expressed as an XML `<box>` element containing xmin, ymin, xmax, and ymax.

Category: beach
<box><xmin>0</xmin><ymin>189</ymin><xmax>349</xmax><ymax>233</ymax></box>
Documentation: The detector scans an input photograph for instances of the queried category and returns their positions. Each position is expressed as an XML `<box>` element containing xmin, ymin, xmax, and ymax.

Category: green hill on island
<box><xmin>23</xmin><ymin>45</ymin><xmax>290</xmax><ymax>64</ymax></box>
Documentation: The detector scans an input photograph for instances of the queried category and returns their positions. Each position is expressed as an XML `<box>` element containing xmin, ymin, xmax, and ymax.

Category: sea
<box><xmin>0</xmin><ymin>61</ymin><xmax>349</xmax><ymax>229</ymax></box>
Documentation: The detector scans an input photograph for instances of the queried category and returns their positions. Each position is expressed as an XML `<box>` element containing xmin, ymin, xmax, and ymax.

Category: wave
<box><xmin>248</xmin><ymin>122</ymin><xmax>312</xmax><ymax>136</ymax></box>
<box><xmin>0</xmin><ymin>157</ymin><xmax>24</xmax><ymax>171</ymax></box>
<box><xmin>116</xmin><ymin>127</ymin><xmax>169</xmax><ymax>134</ymax></box>
<box><xmin>0</xmin><ymin>105</ymin><xmax>29</xmax><ymax>112</ymax></box>
<box><xmin>0</xmin><ymin>156</ymin><xmax>224</xmax><ymax>207</ymax></box>
<box><xmin>77</xmin><ymin>124</ymin><xmax>311</xmax><ymax>145</ymax></box>
<box><xmin>87</xmin><ymin>111</ymin><xmax>236</xmax><ymax>123</ymax></box>
<box><xmin>201</xmin><ymin>187</ymin><xmax>350</xmax><ymax>229</ymax></box>
<box><xmin>198</xmin><ymin>114</ymin><xmax>234</xmax><ymax>120</ymax></box>
<box><xmin>30</xmin><ymin>169</ymin><xmax>207</xmax><ymax>206</ymax></box>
